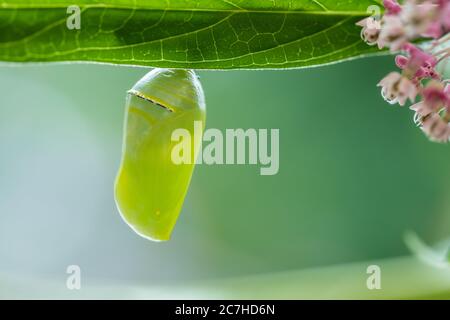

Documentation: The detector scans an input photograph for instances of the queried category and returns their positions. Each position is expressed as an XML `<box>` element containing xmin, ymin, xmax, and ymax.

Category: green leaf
<box><xmin>0</xmin><ymin>0</ymin><xmax>382</xmax><ymax>69</ymax></box>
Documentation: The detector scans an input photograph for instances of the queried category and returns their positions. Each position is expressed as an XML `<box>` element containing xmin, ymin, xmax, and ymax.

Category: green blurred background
<box><xmin>1</xmin><ymin>55</ymin><xmax>450</xmax><ymax>298</ymax></box>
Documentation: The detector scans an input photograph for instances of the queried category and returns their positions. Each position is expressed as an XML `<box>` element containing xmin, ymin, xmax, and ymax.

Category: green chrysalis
<box><xmin>115</xmin><ymin>69</ymin><xmax>206</xmax><ymax>241</ymax></box>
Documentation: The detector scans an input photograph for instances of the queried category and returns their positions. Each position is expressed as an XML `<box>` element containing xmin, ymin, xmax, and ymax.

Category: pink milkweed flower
<box><xmin>356</xmin><ymin>17</ymin><xmax>381</xmax><ymax>46</ymax></box>
<box><xmin>411</xmin><ymin>80</ymin><xmax>449</xmax><ymax>123</ymax></box>
<box><xmin>395</xmin><ymin>55</ymin><xmax>409</xmax><ymax>68</ymax></box>
<box><xmin>378</xmin><ymin>15</ymin><xmax>409</xmax><ymax>50</ymax></box>
<box><xmin>402</xmin><ymin>0</ymin><xmax>441</xmax><ymax>38</ymax></box>
<box><xmin>420</xmin><ymin>113</ymin><xmax>450</xmax><ymax>142</ymax></box>
<box><xmin>411</xmin><ymin>101</ymin><xmax>434</xmax><ymax>124</ymax></box>
<box><xmin>378</xmin><ymin>72</ymin><xmax>418</xmax><ymax>105</ymax></box>
<box><xmin>402</xmin><ymin>43</ymin><xmax>437</xmax><ymax>67</ymax></box>
<box><xmin>396</xmin><ymin>43</ymin><xmax>438</xmax><ymax>80</ymax></box>
<box><xmin>423</xmin><ymin>0</ymin><xmax>450</xmax><ymax>37</ymax></box>
<box><xmin>422</xmin><ymin>81</ymin><xmax>450</xmax><ymax>108</ymax></box>
<box><xmin>383</xmin><ymin>0</ymin><xmax>402</xmax><ymax>15</ymax></box>
<box><xmin>423</xmin><ymin>21</ymin><xmax>444</xmax><ymax>38</ymax></box>
<box><xmin>441</xmin><ymin>0</ymin><xmax>450</xmax><ymax>30</ymax></box>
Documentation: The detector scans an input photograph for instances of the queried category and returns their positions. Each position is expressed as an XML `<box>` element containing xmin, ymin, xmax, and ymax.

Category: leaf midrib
<box><xmin>0</xmin><ymin>3</ymin><xmax>371</xmax><ymax>16</ymax></box>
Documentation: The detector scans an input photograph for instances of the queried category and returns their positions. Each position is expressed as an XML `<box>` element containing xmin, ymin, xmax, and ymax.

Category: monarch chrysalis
<box><xmin>114</xmin><ymin>69</ymin><xmax>206</xmax><ymax>241</ymax></box>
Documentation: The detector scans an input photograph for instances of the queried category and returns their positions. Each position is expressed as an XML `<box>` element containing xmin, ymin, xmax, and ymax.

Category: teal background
<box><xmin>1</xmin><ymin>56</ymin><xmax>450</xmax><ymax>297</ymax></box>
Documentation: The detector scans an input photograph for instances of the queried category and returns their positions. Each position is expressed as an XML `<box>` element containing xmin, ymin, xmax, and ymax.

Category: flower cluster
<box><xmin>357</xmin><ymin>0</ymin><xmax>450</xmax><ymax>142</ymax></box>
